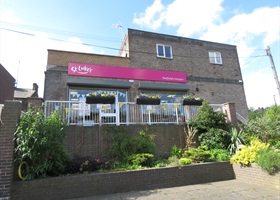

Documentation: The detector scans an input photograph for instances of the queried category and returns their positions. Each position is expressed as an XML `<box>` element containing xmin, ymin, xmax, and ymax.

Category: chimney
<box><xmin>33</xmin><ymin>83</ymin><xmax>39</xmax><ymax>97</ymax></box>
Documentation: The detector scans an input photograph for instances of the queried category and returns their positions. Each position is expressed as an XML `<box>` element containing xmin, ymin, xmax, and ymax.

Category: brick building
<box><xmin>44</xmin><ymin>28</ymin><xmax>248</xmax><ymax>118</ymax></box>
<box><xmin>0</xmin><ymin>64</ymin><xmax>15</xmax><ymax>104</ymax></box>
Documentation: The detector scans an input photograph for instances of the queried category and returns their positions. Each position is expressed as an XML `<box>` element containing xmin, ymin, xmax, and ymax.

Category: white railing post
<box><xmin>175</xmin><ymin>106</ymin><xmax>179</xmax><ymax>125</ymax></box>
<box><xmin>115</xmin><ymin>95</ymin><xmax>120</xmax><ymax>126</ymax></box>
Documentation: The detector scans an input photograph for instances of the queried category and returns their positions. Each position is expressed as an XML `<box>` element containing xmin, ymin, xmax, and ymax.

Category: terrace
<box><xmin>44</xmin><ymin>100</ymin><xmax>225</xmax><ymax>126</ymax></box>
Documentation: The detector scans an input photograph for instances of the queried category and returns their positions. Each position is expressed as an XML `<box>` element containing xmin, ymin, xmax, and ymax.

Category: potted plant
<box><xmin>86</xmin><ymin>92</ymin><xmax>115</xmax><ymax>104</ymax></box>
<box><xmin>182</xmin><ymin>95</ymin><xmax>203</xmax><ymax>106</ymax></box>
<box><xmin>136</xmin><ymin>94</ymin><xmax>161</xmax><ymax>105</ymax></box>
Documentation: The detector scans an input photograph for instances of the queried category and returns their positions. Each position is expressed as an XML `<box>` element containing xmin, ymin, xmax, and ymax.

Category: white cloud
<box><xmin>133</xmin><ymin>0</ymin><xmax>223</xmax><ymax>35</ymax></box>
<box><xmin>133</xmin><ymin>0</ymin><xmax>165</xmax><ymax>30</ymax></box>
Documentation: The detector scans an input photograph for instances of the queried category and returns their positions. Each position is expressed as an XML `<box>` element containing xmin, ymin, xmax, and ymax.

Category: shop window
<box><xmin>209</xmin><ymin>52</ymin><xmax>222</xmax><ymax>64</ymax></box>
<box><xmin>69</xmin><ymin>89</ymin><xmax>127</xmax><ymax>102</ymax></box>
<box><xmin>157</xmin><ymin>44</ymin><xmax>173</xmax><ymax>59</ymax></box>
<box><xmin>140</xmin><ymin>91</ymin><xmax>184</xmax><ymax>104</ymax></box>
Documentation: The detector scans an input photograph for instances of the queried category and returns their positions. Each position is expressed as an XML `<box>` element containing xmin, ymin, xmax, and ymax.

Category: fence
<box><xmin>44</xmin><ymin>101</ymin><xmax>224</xmax><ymax>126</ymax></box>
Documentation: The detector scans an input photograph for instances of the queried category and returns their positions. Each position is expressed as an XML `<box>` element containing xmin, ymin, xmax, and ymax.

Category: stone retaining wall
<box><xmin>233</xmin><ymin>163</ymin><xmax>280</xmax><ymax>189</ymax></box>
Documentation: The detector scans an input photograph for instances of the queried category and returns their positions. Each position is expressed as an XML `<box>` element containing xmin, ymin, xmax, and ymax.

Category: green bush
<box><xmin>189</xmin><ymin>101</ymin><xmax>229</xmax><ymax>133</ymax></box>
<box><xmin>170</xmin><ymin>145</ymin><xmax>183</xmax><ymax>158</ymax></box>
<box><xmin>179</xmin><ymin>158</ymin><xmax>192</xmax><ymax>165</ymax></box>
<box><xmin>128</xmin><ymin>153</ymin><xmax>154</xmax><ymax>167</ymax></box>
<box><xmin>243</xmin><ymin>106</ymin><xmax>280</xmax><ymax>145</ymax></box>
<box><xmin>14</xmin><ymin>109</ymin><xmax>69</xmax><ymax>179</ymax></box>
<box><xmin>168</xmin><ymin>156</ymin><xmax>181</xmax><ymax>167</ymax></box>
<box><xmin>182</xmin><ymin>146</ymin><xmax>212</xmax><ymax>163</ymax></box>
<box><xmin>255</xmin><ymin>148</ymin><xmax>280</xmax><ymax>175</ymax></box>
<box><xmin>199</xmin><ymin>128</ymin><xmax>231</xmax><ymax>149</ymax></box>
<box><xmin>210</xmin><ymin>149</ymin><xmax>230</xmax><ymax>161</ymax></box>
<box><xmin>107</xmin><ymin>127</ymin><xmax>156</xmax><ymax>164</ymax></box>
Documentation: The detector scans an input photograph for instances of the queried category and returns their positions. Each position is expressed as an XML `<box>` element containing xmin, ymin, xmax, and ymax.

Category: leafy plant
<box><xmin>182</xmin><ymin>146</ymin><xmax>212</xmax><ymax>163</ymax></box>
<box><xmin>255</xmin><ymin>148</ymin><xmax>280</xmax><ymax>175</ymax></box>
<box><xmin>86</xmin><ymin>92</ymin><xmax>115</xmax><ymax>97</ymax></box>
<box><xmin>184</xmin><ymin>125</ymin><xmax>197</xmax><ymax>150</ymax></box>
<box><xmin>210</xmin><ymin>149</ymin><xmax>230</xmax><ymax>162</ymax></box>
<box><xmin>128</xmin><ymin>153</ymin><xmax>154</xmax><ymax>167</ymax></box>
<box><xmin>182</xmin><ymin>95</ymin><xmax>202</xmax><ymax>100</ymax></box>
<box><xmin>65</xmin><ymin>155</ymin><xmax>104</xmax><ymax>174</ymax></box>
<box><xmin>170</xmin><ymin>145</ymin><xmax>183</xmax><ymax>158</ymax></box>
<box><xmin>230</xmin><ymin>139</ymin><xmax>269</xmax><ymax>165</ymax></box>
<box><xmin>107</xmin><ymin>127</ymin><xmax>156</xmax><ymax>164</ymax></box>
<box><xmin>228</xmin><ymin>128</ymin><xmax>245</xmax><ymax>155</ymax></box>
<box><xmin>179</xmin><ymin>158</ymin><xmax>192</xmax><ymax>165</ymax></box>
<box><xmin>14</xmin><ymin>109</ymin><xmax>69</xmax><ymax>179</ymax></box>
<box><xmin>137</xmin><ymin>93</ymin><xmax>161</xmax><ymax>99</ymax></box>
<box><xmin>168</xmin><ymin>156</ymin><xmax>181</xmax><ymax>167</ymax></box>
<box><xmin>189</xmin><ymin>101</ymin><xmax>229</xmax><ymax>133</ymax></box>
<box><xmin>198</xmin><ymin>128</ymin><xmax>231</xmax><ymax>149</ymax></box>
<box><xmin>243</xmin><ymin>106</ymin><xmax>280</xmax><ymax>146</ymax></box>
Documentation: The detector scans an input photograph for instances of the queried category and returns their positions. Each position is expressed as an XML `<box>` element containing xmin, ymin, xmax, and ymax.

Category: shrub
<box><xmin>189</xmin><ymin>101</ymin><xmax>229</xmax><ymax>133</ymax></box>
<box><xmin>210</xmin><ymin>149</ymin><xmax>230</xmax><ymax>161</ymax></box>
<box><xmin>107</xmin><ymin>127</ymin><xmax>156</xmax><ymax>164</ymax></box>
<box><xmin>14</xmin><ymin>109</ymin><xmax>69</xmax><ymax>179</ymax></box>
<box><xmin>65</xmin><ymin>155</ymin><xmax>104</xmax><ymax>174</ymax></box>
<box><xmin>168</xmin><ymin>156</ymin><xmax>181</xmax><ymax>167</ymax></box>
<box><xmin>243</xmin><ymin>106</ymin><xmax>280</xmax><ymax>145</ymax></box>
<box><xmin>199</xmin><ymin>128</ymin><xmax>231</xmax><ymax>149</ymax></box>
<box><xmin>128</xmin><ymin>153</ymin><xmax>154</xmax><ymax>167</ymax></box>
<box><xmin>230</xmin><ymin>139</ymin><xmax>269</xmax><ymax>165</ymax></box>
<box><xmin>170</xmin><ymin>145</ymin><xmax>183</xmax><ymax>158</ymax></box>
<box><xmin>182</xmin><ymin>146</ymin><xmax>212</xmax><ymax>163</ymax></box>
<box><xmin>179</xmin><ymin>158</ymin><xmax>192</xmax><ymax>165</ymax></box>
<box><xmin>255</xmin><ymin>148</ymin><xmax>280</xmax><ymax>175</ymax></box>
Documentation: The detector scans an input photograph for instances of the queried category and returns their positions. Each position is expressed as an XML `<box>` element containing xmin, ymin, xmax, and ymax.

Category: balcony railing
<box><xmin>44</xmin><ymin>101</ymin><xmax>224</xmax><ymax>126</ymax></box>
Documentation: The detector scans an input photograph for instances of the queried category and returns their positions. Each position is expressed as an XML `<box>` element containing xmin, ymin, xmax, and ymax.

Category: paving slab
<box><xmin>68</xmin><ymin>180</ymin><xmax>280</xmax><ymax>200</ymax></box>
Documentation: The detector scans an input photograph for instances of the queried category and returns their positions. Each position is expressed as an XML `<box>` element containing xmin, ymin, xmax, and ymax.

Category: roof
<box><xmin>14</xmin><ymin>88</ymin><xmax>36</xmax><ymax>99</ymax></box>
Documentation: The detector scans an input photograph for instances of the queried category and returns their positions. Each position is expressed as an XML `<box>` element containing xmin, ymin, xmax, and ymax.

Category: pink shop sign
<box><xmin>68</xmin><ymin>63</ymin><xmax>187</xmax><ymax>83</ymax></box>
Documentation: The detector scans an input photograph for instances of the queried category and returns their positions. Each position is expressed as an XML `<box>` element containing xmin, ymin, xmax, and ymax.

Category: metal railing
<box><xmin>44</xmin><ymin>101</ymin><xmax>224</xmax><ymax>126</ymax></box>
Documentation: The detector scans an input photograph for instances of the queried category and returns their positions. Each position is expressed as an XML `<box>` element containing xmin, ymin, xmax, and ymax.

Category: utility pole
<box><xmin>266</xmin><ymin>46</ymin><xmax>280</xmax><ymax>99</ymax></box>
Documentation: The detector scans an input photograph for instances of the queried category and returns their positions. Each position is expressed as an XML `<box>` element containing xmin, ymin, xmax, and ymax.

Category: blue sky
<box><xmin>0</xmin><ymin>0</ymin><xmax>279</xmax><ymax>109</ymax></box>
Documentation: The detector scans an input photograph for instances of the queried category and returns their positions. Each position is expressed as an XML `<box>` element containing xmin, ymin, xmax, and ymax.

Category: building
<box><xmin>14</xmin><ymin>83</ymin><xmax>39</xmax><ymax>110</ymax></box>
<box><xmin>0</xmin><ymin>64</ymin><xmax>15</xmax><ymax>104</ymax></box>
<box><xmin>44</xmin><ymin>29</ymin><xmax>248</xmax><ymax>119</ymax></box>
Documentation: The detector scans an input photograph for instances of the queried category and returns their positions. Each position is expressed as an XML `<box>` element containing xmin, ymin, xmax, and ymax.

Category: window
<box><xmin>209</xmin><ymin>52</ymin><xmax>222</xmax><ymax>64</ymax></box>
<box><xmin>157</xmin><ymin>44</ymin><xmax>173</xmax><ymax>59</ymax></box>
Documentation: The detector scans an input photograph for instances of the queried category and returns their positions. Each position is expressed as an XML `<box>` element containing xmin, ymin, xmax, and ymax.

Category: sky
<box><xmin>0</xmin><ymin>0</ymin><xmax>279</xmax><ymax>109</ymax></box>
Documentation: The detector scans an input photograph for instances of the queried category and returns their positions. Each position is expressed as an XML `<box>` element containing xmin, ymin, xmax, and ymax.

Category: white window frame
<box><xmin>209</xmin><ymin>52</ymin><xmax>222</xmax><ymax>64</ymax></box>
<box><xmin>156</xmin><ymin>44</ymin><xmax>173</xmax><ymax>59</ymax></box>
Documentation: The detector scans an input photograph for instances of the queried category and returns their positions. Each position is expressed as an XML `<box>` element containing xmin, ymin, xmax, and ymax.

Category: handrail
<box><xmin>236</xmin><ymin>112</ymin><xmax>248</xmax><ymax>124</ymax></box>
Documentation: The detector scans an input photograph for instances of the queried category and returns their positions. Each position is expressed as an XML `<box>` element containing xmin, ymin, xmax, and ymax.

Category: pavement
<box><xmin>69</xmin><ymin>179</ymin><xmax>280</xmax><ymax>200</ymax></box>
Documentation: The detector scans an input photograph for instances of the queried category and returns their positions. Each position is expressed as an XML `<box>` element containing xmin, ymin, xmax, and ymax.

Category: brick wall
<box><xmin>0</xmin><ymin>101</ymin><xmax>22</xmax><ymax>199</ymax></box>
<box><xmin>47</xmin><ymin>50</ymin><xmax>129</xmax><ymax>68</ymax></box>
<box><xmin>64</xmin><ymin>124</ymin><xmax>185</xmax><ymax>159</ymax></box>
<box><xmin>11</xmin><ymin>162</ymin><xmax>235</xmax><ymax>200</ymax></box>
<box><xmin>126</xmin><ymin>29</ymin><xmax>248</xmax><ymax>118</ymax></box>
<box><xmin>233</xmin><ymin>163</ymin><xmax>280</xmax><ymax>189</ymax></box>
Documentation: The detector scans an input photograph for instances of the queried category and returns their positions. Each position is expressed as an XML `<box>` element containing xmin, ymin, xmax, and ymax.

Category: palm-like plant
<box><xmin>228</xmin><ymin>127</ymin><xmax>245</xmax><ymax>155</ymax></box>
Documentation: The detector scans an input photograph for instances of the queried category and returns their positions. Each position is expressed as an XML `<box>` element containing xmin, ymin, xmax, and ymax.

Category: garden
<box><xmin>14</xmin><ymin>102</ymin><xmax>280</xmax><ymax>181</ymax></box>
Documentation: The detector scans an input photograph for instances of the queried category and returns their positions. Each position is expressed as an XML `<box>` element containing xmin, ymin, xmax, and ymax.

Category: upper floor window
<box><xmin>157</xmin><ymin>44</ymin><xmax>173</xmax><ymax>59</ymax></box>
<box><xmin>209</xmin><ymin>52</ymin><xmax>222</xmax><ymax>64</ymax></box>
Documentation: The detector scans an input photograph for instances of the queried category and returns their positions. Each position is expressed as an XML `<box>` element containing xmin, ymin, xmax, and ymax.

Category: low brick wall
<box><xmin>233</xmin><ymin>163</ymin><xmax>280</xmax><ymax>189</ymax></box>
<box><xmin>64</xmin><ymin>124</ymin><xmax>186</xmax><ymax>159</ymax></box>
<box><xmin>11</xmin><ymin>162</ymin><xmax>234</xmax><ymax>200</ymax></box>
